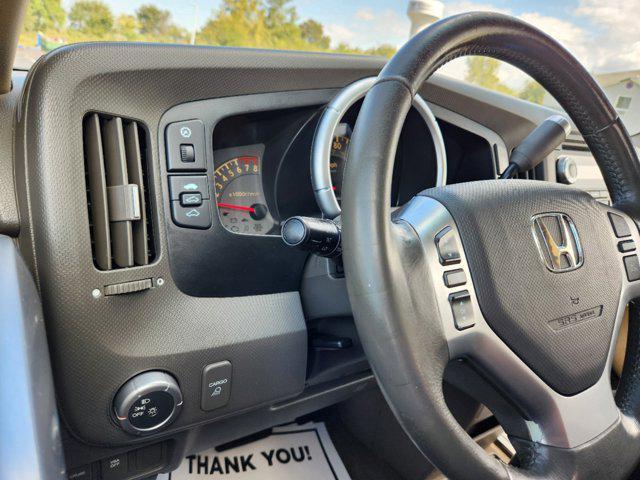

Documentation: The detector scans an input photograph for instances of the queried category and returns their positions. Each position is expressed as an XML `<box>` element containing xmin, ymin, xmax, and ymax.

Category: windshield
<box><xmin>15</xmin><ymin>1</ymin><xmax>639</xmax><ymax>134</ymax></box>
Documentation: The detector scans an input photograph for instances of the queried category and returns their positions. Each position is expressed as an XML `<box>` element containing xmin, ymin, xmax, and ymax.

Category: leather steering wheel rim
<box><xmin>342</xmin><ymin>11</ymin><xmax>640</xmax><ymax>480</ymax></box>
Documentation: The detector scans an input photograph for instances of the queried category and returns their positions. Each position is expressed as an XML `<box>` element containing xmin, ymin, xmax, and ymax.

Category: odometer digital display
<box><xmin>213</xmin><ymin>144</ymin><xmax>275</xmax><ymax>235</ymax></box>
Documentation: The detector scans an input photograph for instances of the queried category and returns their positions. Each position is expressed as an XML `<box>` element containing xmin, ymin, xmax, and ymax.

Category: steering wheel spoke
<box><xmin>398</xmin><ymin>195</ymin><xmax>630</xmax><ymax>449</ymax></box>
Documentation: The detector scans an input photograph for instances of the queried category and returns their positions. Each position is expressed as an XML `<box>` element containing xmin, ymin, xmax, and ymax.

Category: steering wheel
<box><xmin>311</xmin><ymin>76</ymin><xmax>447</xmax><ymax>219</ymax></box>
<box><xmin>342</xmin><ymin>11</ymin><xmax>640</xmax><ymax>480</ymax></box>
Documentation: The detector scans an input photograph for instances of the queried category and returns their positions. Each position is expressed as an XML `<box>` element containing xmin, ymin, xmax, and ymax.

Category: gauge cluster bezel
<box><xmin>160</xmin><ymin>88</ymin><xmax>498</xmax><ymax>298</ymax></box>
<box><xmin>159</xmin><ymin>89</ymin><xmax>337</xmax><ymax>297</ymax></box>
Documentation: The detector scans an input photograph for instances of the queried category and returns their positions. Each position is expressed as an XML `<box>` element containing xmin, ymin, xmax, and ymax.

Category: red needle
<box><xmin>217</xmin><ymin>203</ymin><xmax>255</xmax><ymax>213</ymax></box>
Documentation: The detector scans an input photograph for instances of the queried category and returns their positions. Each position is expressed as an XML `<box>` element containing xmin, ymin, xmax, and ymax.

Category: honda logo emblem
<box><xmin>531</xmin><ymin>213</ymin><xmax>583</xmax><ymax>272</ymax></box>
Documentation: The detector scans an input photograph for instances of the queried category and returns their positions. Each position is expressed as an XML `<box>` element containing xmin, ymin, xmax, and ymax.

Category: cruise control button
<box><xmin>435</xmin><ymin>226</ymin><xmax>461</xmax><ymax>265</ymax></box>
<box><xmin>171</xmin><ymin>201</ymin><xmax>211</xmax><ymax>229</ymax></box>
<box><xmin>444</xmin><ymin>269</ymin><xmax>467</xmax><ymax>288</ymax></box>
<box><xmin>609</xmin><ymin>212</ymin><xmax>631</xmax><ymax>238</ymax></box>
<box><xmin>624</xmin><ymin>255</ymin><xmax>640</xmax><ymax>282</ymax></box>
<box><xmin>169</xmin><ymin>175</ymin><xmax>209</xmax><ymax>200</ymax></box>
<box><xmin>449</xmin><ymin>290</ymin><xmax>475</xmax><ymax>330</ymax></box>
<box><xmin>201</xmin><ymin>361</ymin><xmax>232</xmax><ymax>411</ymax></box>
<box><xmin>180</xmin><ymin>192</ymin><xmax>203</xmax><ymax>207</ymax></box>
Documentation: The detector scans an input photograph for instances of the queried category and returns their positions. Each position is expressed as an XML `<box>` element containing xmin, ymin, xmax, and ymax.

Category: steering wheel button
<box><xmin>449</xmin><ymin>290</ymin><xmax>475</xmax><ymax>330</ymax></box>
<box><xmin>618</xmin><ymin>240</ymin><xmax>636</xmax><ymax>253</ymax></box>
<box><xmin>444</xmin><ymin>269</ymin><xmax>467</xmax><ymax>288</ymax></box>
<box><xmin>435</xmin><ymin>226</ymin><xmax>461</xmax><ymax>265</ymax></box>
<box><xmin>608</xmin><ymin>212</ymin><xmax>631</xmax><ymax>238</ymax></box>
<box><xmin>624</xmin><ymin>255</ymin><xmax>640</xmax><ymax>282</ymax></box>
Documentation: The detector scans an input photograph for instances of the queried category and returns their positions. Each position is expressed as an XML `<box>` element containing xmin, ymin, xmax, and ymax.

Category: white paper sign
<box><xmin>171</xmin><ymin>422</ymin><xmax>351</xmax><ymax>480</ymax></box>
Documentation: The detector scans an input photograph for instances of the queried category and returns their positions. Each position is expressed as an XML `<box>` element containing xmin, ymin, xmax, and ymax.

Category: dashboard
<box><xmin>160</xmin><ymin>87</ymin><xmax>497</xmax><ymax>298</ymax></box>
<box><xmin>1</xmin><ymin>43</ymin><xmax>611</xmax><ymax>478</ymax></box>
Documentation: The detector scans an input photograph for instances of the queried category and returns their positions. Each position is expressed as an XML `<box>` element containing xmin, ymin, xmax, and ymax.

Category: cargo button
<box><xmin>435</xmin><ymin>226</ymin><xmax>461</xmax><ymax>265</ymax></box>
<box><xmin>201</xmin><ymin>361</ymin><xmax>232</xmax><ymax>411</ymax></box>
<box><xmin>449</xmin><ymin>290</ymin><xmax>475</xmax><ymax>330</ymax></box>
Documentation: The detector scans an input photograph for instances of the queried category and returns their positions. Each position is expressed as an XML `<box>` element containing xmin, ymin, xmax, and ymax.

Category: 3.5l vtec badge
<box><xmin>531</xmin><ymin>213</ymin><xmax>584</xmax><ymax>273</ymax></box>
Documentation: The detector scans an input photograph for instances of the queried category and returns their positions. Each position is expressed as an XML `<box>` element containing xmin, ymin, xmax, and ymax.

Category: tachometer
<box><xmin>330</xmin><ymin>123</ymin><xmax>352</xmax><ymax>202</ymax></box>
<box><xmin>213</xmin><ymin>144</ymin><xmax>275</xmax><ymax>235</ymax></box>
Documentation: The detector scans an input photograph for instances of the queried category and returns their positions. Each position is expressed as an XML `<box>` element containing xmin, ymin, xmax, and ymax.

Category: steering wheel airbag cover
<box><xmin>423</xmin><ymin>180</ymin><xmax>622</xmax><ymax>395</ymax></box>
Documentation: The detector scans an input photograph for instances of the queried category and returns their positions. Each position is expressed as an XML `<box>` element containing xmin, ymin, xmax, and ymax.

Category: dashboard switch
<box><xmin>101</xmin><ymin>455</ymin><xmax>127</xmax><ymax>480</ymax></box>
<box><xmin>281</xmin><ymin>216</ymin><xmax>341</xmax><ymax>257</ymax></box>
<box><xmin>67</xmin><ymin>465</ymin><xmax>92</xmax><ymax>480</ymax></box>
<box><xmin>201</xmin><ymin>361</ymin><xmax>233</xmax><ymax>411</ymax></box>
<box><xmin>435</xmin><ymin>226</ymin><xmax>461</xmax><ymax>265</ymax></box>
<box><xmin>180</xmin><ymin>144</ymin><xmax>195</xmax><ymax>163</ymax></box>
<box><xmin>113</xmin><ymin>371</ymin><xmax>183</xmax><ymax>435</ymax></box>
<box><xmin>166</xmin><ymin>120</ymin><xmax>206</xmax><ymax>171</ymax></box>
<box><xmin>169</xmin><ymin>175</ymin><xmax>210</xmax><ymax>200</ymax></box>
<box><xmin>171</xmin><ymin>201</ymin><xmax>211</xmax><ymax>229</ymax></box>
<box><xmin>449</xmin><ymin>290</ymin><xmax>475</xmax><ymax>330</ymax></box>
<box><xmin>180</xmin><ymin>192</ymin><xmax>203</xmax><ymax>207</ymax></box>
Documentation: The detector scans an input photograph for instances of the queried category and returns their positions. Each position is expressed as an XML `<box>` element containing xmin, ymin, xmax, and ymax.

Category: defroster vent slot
<box><xmin>83</xmin><ymin>113</ymin><xmax>155</xmax><ymax>270</ymax></box>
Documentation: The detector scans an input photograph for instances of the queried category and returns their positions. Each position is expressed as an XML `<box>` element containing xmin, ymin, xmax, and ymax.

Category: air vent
<box><xmin>83</xmin><ymin>113</ymin><xmax>155</xmax><ymax>270</ymax></box>
<box><xmin>515</xmin><ymin>164</ymin><xmax>543</xmax><ymax>180</ymax></box>
<box><xmin>562</xmin><ymin>134</ymin><xmax>590</xmax><ymax>152</ymax></box>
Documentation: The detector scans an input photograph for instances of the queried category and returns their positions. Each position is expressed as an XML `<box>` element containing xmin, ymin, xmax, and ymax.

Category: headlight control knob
<box><xmin>113</xmin><ymin>371</ymin><xmax>183</xmax><ymax>435</ymax></box>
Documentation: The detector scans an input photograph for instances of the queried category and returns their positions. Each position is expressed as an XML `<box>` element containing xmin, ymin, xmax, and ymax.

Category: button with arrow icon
<box><xmin>171</xmin><ymin>201</ymin><xmax>211</xmax><ymax>229</ymax></box>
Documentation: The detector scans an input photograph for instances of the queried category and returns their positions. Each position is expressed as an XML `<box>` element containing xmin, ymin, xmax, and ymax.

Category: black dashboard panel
<box><xmin>160</xmin><ymin>91</ymin><xmax>332</xmax><ymax>298</ymax></box>
<box><xmin>163</xmin><ymin>91</ymin><xmax>495</xmax><ymax>298</ymax></box>
<box><xmin>15</xmin><ymin>44</ymin><xmax>383</xmax><ymax>448</ymax></box>
<box><xmin>10</xmin><ymin>41</ymin><xmax>544</xmax><ymax>474</ymax></box>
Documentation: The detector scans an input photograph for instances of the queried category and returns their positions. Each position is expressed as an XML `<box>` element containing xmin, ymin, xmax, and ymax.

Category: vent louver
<box><xmin>83</xmin><ymin>113</ymin><xmax>155</xmax><ymax>270</ymax></box>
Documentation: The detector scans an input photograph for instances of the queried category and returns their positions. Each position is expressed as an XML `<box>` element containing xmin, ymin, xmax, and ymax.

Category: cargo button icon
<box><xmin>201</xmin><ymin>361</ymin><xmax>232</xmax><ymax>411</ymax></box>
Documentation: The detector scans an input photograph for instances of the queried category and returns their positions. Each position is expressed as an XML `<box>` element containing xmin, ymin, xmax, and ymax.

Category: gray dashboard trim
<box><xmin>15</xmin><ymin>43</ymin><xmax>373</xmax><ymax>448</ymax></box>
<box><xmin>0</xmin><ymin>235</ymin><xmax>65</xmax><ymax>480</ymax></box>
<box><xmin>0</xmin><ymin>72</ymin><xmax>24</xmax><ymax>236</ymax></box>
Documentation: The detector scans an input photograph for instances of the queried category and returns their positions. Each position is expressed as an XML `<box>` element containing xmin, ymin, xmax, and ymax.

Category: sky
<box><xmin>61</xmin><ymin>0</ymin><xmax>640</xmax><ymax>90</ymax></box>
